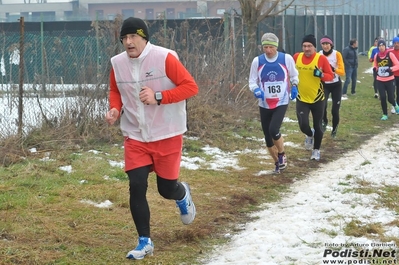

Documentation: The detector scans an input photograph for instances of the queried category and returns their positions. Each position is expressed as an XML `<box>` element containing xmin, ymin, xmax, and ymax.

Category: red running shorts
<box><xmin>124</xmin><ymin>134</ymin><xmax>183</xmax><ymax>180</ymax></box>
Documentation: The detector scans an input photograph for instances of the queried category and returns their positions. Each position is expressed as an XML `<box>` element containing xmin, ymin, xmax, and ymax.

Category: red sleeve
<box><xmin>162</xmin><ymin>53</ymin><xmax>198</xmax><ymax>104</ymax></box>
<box><xmin>389</xmin><ymin>52</ymin><xmax>399</xmax><ymax>72</ymax></box>
<box><xmin>292</xmin><ymin>52</ymin><xmax>334</xmax><ymax>81</ymax></box>
<box><xmin>318</xmin><ymin>55</ymin><xmax>334</xmax><ymax>82</ymax></box>
<box><xmin>109</xmin><ymin>68</ymin><xmax>123</xmax><ymax>112</ymax></box>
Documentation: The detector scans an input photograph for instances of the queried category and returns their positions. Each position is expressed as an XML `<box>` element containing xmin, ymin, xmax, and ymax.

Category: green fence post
<box><xmin>96</xmin><ymin>17</ymin><xmax>100</xmax><ymax>84</ymax></box>
<box><xmin>164</xmin><ymin>11</ymin><xmax>167</xmax><ymax>47</ymax></box>
<box><xmin>224</xmin><ymin>12</ymin><xmax>229</xmax><ymax>54</ymax></box>
<box><xmin>18</xmin><ymin>16</ymin><xmax>24</xmax><ymax>136</ymax></box>
<box><xmin>41</xmin><ymin>13</ymin><xmax>45</xmax><ymax>95</ymax></box>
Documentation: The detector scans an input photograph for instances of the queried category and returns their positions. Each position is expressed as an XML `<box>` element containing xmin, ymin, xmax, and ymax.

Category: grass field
<box><xmin>1</xmin><ymin>56</ymin><xmax>398</xmax><ymax>265</ymax></box>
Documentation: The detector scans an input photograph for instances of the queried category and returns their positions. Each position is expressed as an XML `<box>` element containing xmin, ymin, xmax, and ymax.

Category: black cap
<box><xmin>120</xmin><ymin>17</ymin><xmax>149</xmax><ymax>41</ymax></box>
<box><xmin>302</xmin><ymin>34</ymin><xmax>317</xmax><ymax>48</ymax></box>
<box><xmin>377</xmin><ymin>39</ymin><xmax>386</xmax><ymax>47</ymax></box>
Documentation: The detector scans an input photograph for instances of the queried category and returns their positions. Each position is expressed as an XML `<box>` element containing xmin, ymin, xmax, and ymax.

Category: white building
<box><xmin>0</xmin><ymin>0</ymin><xmax>241</xmax><ymax>22</ymax></box>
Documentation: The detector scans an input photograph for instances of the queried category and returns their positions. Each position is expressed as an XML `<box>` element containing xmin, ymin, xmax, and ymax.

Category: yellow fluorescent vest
<box><xmin>296</xmin><ymin>53</ymin><xmax>325</xmax><ymax>103</ymax></box>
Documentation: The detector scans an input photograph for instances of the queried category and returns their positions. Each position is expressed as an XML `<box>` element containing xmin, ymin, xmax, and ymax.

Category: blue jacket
<box><xmin>369</xmin><ymin>47</ymin><xmax>379</xmax><ymax>62</ymax></box>
<box><xmin>342</xmin><ymin>45</ymin><xmax>358</xmax><ymax>68</ymax></box>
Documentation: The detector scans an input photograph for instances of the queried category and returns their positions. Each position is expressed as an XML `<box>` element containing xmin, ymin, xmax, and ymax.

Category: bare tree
<box><xmin>238</xmin><ymin>0</ymin><xmax>294</xmax><ymax>65</ymax></box>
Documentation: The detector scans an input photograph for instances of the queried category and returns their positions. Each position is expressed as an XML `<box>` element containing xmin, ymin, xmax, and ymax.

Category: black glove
<box><xmin>330</xmin><ymin>64</ymin><xmax>335</xmax><ymax>72</ymax></box>
<box><xmin>313</xmin><ymin>66</ymin><xmax>323</xmax><ymax>78</ymax></box>
<box><xmin>386</xmin><ymin>67</ymin><xmax>393</xmax><ymax>74</ymax></box>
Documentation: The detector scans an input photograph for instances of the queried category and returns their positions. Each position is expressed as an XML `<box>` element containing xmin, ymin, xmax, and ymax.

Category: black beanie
<box><xmin>302</xmin><ymin>34</ymin><xmax>317</xmax><ymax>48</ymax></box>
<box><xmin>377</xmin><ymin>39</ymin><xmax>386</xmax><ymax>47</ymax></box>
<box><xmin>120</xmin><ymin>17</ymin><xmax>149</xmax><ymax>41</ymax></box>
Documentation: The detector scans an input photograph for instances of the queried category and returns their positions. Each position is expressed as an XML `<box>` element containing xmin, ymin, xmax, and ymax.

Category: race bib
<box><xmin>262</xmin><ymin>81</ymin><xmax>286</xmax><ymax>98</ymax></box>
<box><xmin>378</xmin><ymin>66</ymin><xmax>390</xmax><ymax>77</ymax></box>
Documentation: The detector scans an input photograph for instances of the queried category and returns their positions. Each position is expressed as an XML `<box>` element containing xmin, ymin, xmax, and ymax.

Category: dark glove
<box><xmin>387</xmin><ymin>67</ymin><xmax>393</xmax><ymax>74</ymax></box>
<box><xmin>313</xmin><ymin>66</ymin><xmax>323</xmax><ymax>78</ymax></box>
<box><xmin>290</xmin><ymin>85</ymin><xmax>298</xmax><ymax>100</ymax></box>
<box><xmin>330</xmin><ymin>64</ymin><xmax>335</xmax><ymax>72</ymax></box>
<box><xmin>253</xmin><ymin>88</ymin><xmax>264</xmax><ymax>100</ymax></box>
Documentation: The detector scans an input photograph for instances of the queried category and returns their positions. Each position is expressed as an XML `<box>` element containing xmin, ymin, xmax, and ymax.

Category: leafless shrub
<box><xmin>0</xmin><ymin>17</ymin><xmax>253</xmax><ymax>165</ymax></box>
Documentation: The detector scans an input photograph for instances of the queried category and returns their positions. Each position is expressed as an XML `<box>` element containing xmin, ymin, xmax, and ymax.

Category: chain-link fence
<box><xmin>0</xmin><ymin>20</ymin><xmax>115</xmax><ymax>138</ymax></box>
<box><xmin>0</xmin><ymin>17</ymin><xmax>229</xmax><ymax>139</ymax></box>
<box><xmin>255</xmin><ymin>14</ymin><xmax>382</xmax><ymax>56</ymax></box>
<box><xmin>0</xmin><ymin>9</ymin><xmax>395</xmax><ymax>139</ymax></box>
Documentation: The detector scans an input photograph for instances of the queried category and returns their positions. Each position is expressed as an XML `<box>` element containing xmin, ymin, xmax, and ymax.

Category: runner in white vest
<box><xmin>248</xmin><ymin>33</ymin><xmax>299</xmax><ymax>173</ymax></box>
<box><xmin>105</xmin><ymin>17</ymin><xmax>198</xmax><ymax>260</ymax></box>
<box><xmin>318</xmin><ymin>35</ymin><xmax>345</xmax><ymax>138</ymax></box>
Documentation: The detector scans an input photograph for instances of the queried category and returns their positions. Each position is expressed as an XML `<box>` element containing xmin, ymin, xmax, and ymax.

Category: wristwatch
<box><xmin>154</xmin><ymin>91</ymin><xmax>162</xmax><ymax>105</ymax></box>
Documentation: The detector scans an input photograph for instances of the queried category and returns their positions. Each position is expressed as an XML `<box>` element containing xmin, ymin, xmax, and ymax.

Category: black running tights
<box><xmin>323</xmin><ymin>81</ymin><xmax>342</xmax><ymax>131</ymax></box>
<box><xmin>127</xmin><ymin>166</ymin><xmax>185</xmax><ymax>237</ymax></box>
<box><xmin>377</xmin><ymin>80</ymin><xmax>396</xmax><ymax>115</ymax></box>
<box><xmin>296</xmin><ymin>99</ymin><xmax>325</xmax><ymax>150</ymax></box>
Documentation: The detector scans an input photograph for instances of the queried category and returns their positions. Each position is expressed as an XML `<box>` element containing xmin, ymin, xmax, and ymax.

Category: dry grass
<box><xmin>0</xmin><ymin>156</ymin><xmax>295</xmax><ymax>265</ymax></box>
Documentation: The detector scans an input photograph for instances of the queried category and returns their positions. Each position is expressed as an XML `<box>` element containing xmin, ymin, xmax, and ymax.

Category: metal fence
<box><xmin>256</xmin><ymin>14</ymin><xmax>382</xmax><ymax>55</ymax></box>
<box><xmin>0</xmin><ymin>8</ymin><xmax>397</xmax><ymax>138</ymax></box>
<box><xmin>0</xmin><ymin>18</ymin><xmax>227</xmax><ymax>138</ymax></box>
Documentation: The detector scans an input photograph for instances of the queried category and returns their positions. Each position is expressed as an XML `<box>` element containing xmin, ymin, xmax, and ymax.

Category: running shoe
<box><xmin>391</xmin><ymin>106</ymin><xmax>396</xmax><ymax>114</ymax></box>
<box><xmin>176</xmin><ymin>182</ymin><xmax>196</xmax><ymax>225</ymax></box>
<box><xmin>381</xmin><ymin>115</ymin><xmax>388</xmax><ymax>121</ymax></box>
<box><xmin>321</xmin><ymin>121</ymin><xmax>327</xmax><ymax>133</ymax></box>
<box><xmin>395</xmin><ymin>104</ymin><xmax>399</xmax><ymax>114</ymax></box>
<box><xmin>331</xmin><ymin>127</ymin><xmax>338</xmax><ymax>139</ymax></box>
<box><xmin>273</xmin><ymin>161</ymin><xmax>280</xmax><ymax>174</ymax></box>
<box><xmin>304</xmin><ymin>128</ymin><xmax>315</xmax><ymax>150</ymax></box>
<box><xmin>310</xmin><ymin>149</ymin><xmax>320</xmax><ymax>161</ymax></box>
<box><xmin>374</xmin><ymin>93</ymin><xmax>379</xmax><ymax>99</ymax></box>
<box><xmin>278</xmin><ymin>152</ymin><xmax>287</xmax><ymax>170</ymax></box>
<box><xmin>126</xmin><ymin>237</ymin><xmax>154</xmax><ymax>260</ymax></box>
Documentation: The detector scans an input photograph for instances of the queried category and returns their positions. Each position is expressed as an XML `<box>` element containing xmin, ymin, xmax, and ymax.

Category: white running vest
<box><xmin>111</xmin><ymin>43</ymin><xmax>187</xmax><ymax>142</ymax></box>
<box><xmin>319</xmin><ymin>50</ymin><xmax>340</xmax><ymax>84</ymax></box>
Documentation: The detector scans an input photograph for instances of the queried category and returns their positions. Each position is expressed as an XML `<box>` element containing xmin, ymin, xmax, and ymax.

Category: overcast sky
<box><xmin>2</xmin><ymin>0</ymin><xmax>72</xmax><ymax>4</ymax></box>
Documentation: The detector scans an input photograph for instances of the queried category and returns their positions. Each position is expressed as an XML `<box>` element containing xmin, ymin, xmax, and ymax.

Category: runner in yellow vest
<box><xmin>293</xmin><ymin>34</ymin><xmax>334</xmax><ymax>161</ymax></box>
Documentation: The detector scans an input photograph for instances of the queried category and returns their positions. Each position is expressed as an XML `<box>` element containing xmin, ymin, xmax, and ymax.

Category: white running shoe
<box><xmin>273</xmin><ymin>161</ymin><xmax>280</xmax><ymax>174</ymax></box>
<box><xmin>331</xmin><ymin>127</ymin><xmax>338</xmax><ymax>138</ymax></box>
<box><xmin>176</xmin><ymin>182</ymin><xmax>196</xmax><ymax>225</ymax></box>
<box><xmin>391</xmin><ymin>106</ymin><xmax>396</xmax><ymax>114</ymax></box>
<box><xmin>304</xmin><ymin>128</ymin><xmax>315</xmax><ymax>150</ymax></box>
<box><xmin>310</xmin><ymin>149</ymin><xmax>321</xmax><ymax>161</ymax></box>
<box><xmin>278</xmin><ymin>153</ymin><xmax>287</xmax><ymax>170</ymax></box>
<box><xmin>126</xmin><ymin>237</ymin><xmax>154</xmax><ymax>260</ymax></box>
